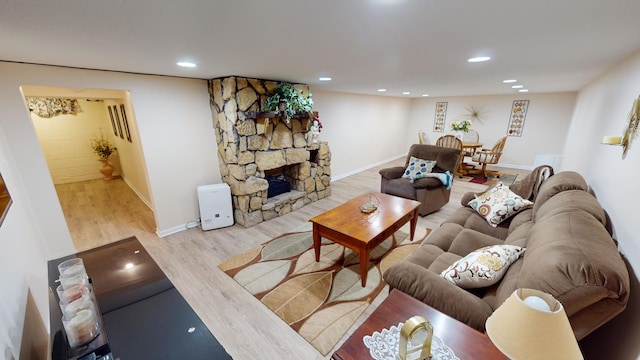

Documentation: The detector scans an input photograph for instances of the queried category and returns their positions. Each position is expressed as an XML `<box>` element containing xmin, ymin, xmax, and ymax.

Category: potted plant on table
<box><xmin>90</xmin><ymin>131</ymin><xmax>117</xmax><ymax>180</ymax></box>
<box><xmin>264</xmin><ymin>82</ymin><xmax>314</xmax><ymax>123</ymax></box>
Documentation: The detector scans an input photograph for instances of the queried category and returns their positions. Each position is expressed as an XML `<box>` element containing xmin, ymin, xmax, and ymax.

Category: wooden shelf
<box><xmin>247</xmin><ymin>111</ymin><xmax>317</xmax><ymax>119</ymax></box>
<box><xmin>247</xmin><ymin>111</ymin><xmax>280</xmax><ymax>119</ymax></box>
<box><xmin>248</xmin><ymin>111</ymin><xmax>318</xmax><ymax>134</ymax></box>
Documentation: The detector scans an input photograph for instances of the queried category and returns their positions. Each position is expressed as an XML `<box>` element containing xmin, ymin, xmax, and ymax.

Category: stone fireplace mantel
<box><xmin>207</xmin><ymin>76</ymin><xmax>331</xmax><ymax>227</ymax></box>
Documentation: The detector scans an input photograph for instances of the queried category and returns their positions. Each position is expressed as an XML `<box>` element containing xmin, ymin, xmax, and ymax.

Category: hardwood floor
<box><xmin>55</xmin><ymin>160</ymin><xmax>529</xmax><ymax>359</ymax></box>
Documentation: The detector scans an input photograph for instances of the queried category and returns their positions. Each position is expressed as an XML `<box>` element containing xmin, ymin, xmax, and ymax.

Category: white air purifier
<box><xmin>197</xmin><ymin>183</ymin><xmax>234</xmax><ymax>230</ymax></box>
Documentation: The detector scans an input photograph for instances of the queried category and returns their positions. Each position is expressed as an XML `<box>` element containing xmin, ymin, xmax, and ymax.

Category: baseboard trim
<box><xmin>122</xmin><ymin>176</ymin><xmax>154</xmax><ymax>210</ymax></box>
<box><xmin>157</xmin><ymin>224</ymin><xmax>190</xmax><ymax>238</ymax></box>
<box><xmin>331</xmin><ymin>154</ymin><xmax>405</xmax><ymax>182</ymax></box>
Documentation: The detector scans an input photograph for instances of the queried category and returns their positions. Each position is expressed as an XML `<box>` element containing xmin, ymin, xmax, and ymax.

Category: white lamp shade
<box><xmin>485</xmin><ymin>288</ymin><xmax>583</xmax><ymax>360</ymax></box>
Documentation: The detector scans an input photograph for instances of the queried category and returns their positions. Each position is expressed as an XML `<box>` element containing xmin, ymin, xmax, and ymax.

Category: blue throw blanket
<box><xmin>421</xmin><ymin>171</ymin><xmax>454</xmax><ymax>189</ymax></box>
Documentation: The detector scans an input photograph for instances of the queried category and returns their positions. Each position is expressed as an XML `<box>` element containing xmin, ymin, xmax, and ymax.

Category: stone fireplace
<box><xmin>207</xmin><ymin>76</ymin><xmax>331</xmax><ymax>227</ymax></box>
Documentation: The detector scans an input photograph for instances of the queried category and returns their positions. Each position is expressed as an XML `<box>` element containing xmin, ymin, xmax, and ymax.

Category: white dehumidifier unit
<box><xmin>197</xmin><ymin>183</ymin><xmax>234</xmax><ymax>230</ymax></box>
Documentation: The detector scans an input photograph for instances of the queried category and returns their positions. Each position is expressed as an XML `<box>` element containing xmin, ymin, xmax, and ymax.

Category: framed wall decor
<box><xmin>507</xmin><ymin>100</ymin><xmax>529</xmax><ymax>137</ymax></box>
<box><xmin>621</xmin><ymin>95</ymin><xmax>639</xmax><ymax>159</ymax></box>
<box><xmin>108</xmin><ymin>106</ymin><xmax>118</xmax><ymax>136</ymax></box>
<box><xmin>433</xmin><ymin>102</ymin><xmax>447</xmax><ymax>132</ymax></box>
<box><xmin>0</xmin><ymin>172</ymin><xmax>12</xmax><ymax>226</ymax></box>
<box><xmin>120</xmin><ymin>104</ymin><xmax>132</xmax><ymax>143</ymax></box>
<box><xmin>112</xmin><ymin>105</ymin><xmax>124</xmax><ymax>139</ymax></box>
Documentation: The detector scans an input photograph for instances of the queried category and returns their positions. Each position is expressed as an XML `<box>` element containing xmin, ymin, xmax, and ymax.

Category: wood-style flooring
<box><xmin>54</xmin><ymin>159</ymin><xmax>529</xmax><ymax>359</ymax></box>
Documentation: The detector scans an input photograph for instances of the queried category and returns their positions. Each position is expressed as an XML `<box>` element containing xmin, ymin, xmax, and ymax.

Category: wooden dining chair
<box><xmin>418</xmin><ymin>130</ymin><xmax>429</xmax><ymax>144</ymax></box>
<box><xmin>469</xmin><ymin>135</ymin><xmax>508</xmax><ymax>178</ymax></box>
<box><xmin>436</xmin><ymin>135</ymin><xmax>464</xmax><ymax>176</ymax></box>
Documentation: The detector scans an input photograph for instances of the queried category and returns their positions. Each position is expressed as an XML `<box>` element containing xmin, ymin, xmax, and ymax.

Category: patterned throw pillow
<box><xmin>468</xmin><ymin>182</ymin><xmax>534</xmax><ymax>227</ymax></box>
<box><xmin>440</xmin><ymin>245</ymin><xmax>526</xmax><ymax>289</ymax></box>
<box><xmin>401</xmin><ymin>156</ymin><xmax>436</xmax><ymax>181</ymax></box>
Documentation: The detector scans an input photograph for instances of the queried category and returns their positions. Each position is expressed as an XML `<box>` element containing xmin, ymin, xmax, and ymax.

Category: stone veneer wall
<box><xmin>207</xmin><ymin>76</ymin><xmax>331</xmax><ymax>227</ymax></box>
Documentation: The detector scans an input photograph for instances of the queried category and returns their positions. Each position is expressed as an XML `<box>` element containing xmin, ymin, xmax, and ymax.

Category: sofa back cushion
<box><xmin>535</xmin><ymin>189</ymin><xmax>607</xmax><ymax>226</ymax></box>
<box><xmin>407</xmin><ymin>144</ymin><xmax>460</xmax><ymax>174</ymax></box>
<box><xmin>532</xmin><ymin>171</ymin><xmax>589</xmax><ymax>215</ymax></box>
<box><xmin>514</xmin><ymin>211</ymin><xmax>629</xmax><ymax>338</ymax></box>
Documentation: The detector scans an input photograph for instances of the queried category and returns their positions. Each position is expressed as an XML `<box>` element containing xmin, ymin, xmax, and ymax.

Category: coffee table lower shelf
<box><xmin>331</xmin><ymin>289</ymin><xmax>507</xmax><ymax>360</ymax></box>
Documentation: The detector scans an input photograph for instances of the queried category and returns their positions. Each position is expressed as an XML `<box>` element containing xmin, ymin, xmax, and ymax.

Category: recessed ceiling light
<box><xmin>503</xmin><ymin>79</ymin><xmax>517</xmax><ymax>83</ymax></box>
<box><xmin>402</xmin><ymin>91</ymin><xmax>410</xmax><ymax>95</ymax></box>
<box><xmin>377</xmin><ymin>88</ymin><xmax>387</xmax><ymax>92</ymax></box>
<box><xmin>468</xmin><ymin>56</ymin><xmax>491</xmax><ymax>63</ymax></box>
<box><xmin>421</xmin><ymin>94</ymin><xmax>430</xmax><ymax>97</ymax></box>
<box><xmin>319</xmin><ymin>77</ymin><xmax>332</xmax><ymax>81</ymax></box>
<box><xmin>518</xmin><ymin>89</ymin><xmax>529</xmax><ymax>92</ymax></box>
<box><xmin>176</xmin><ymin>61</ymin><xmax>197</xmax><ymax>68</ymax></box>
<box><xmin>511</xmin><ymin>85</ymin><xmax>524</xmax><ymax>89</ymax></box>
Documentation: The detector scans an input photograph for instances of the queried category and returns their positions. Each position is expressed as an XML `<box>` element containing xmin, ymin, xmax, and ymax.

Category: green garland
<box><xmin>264</xmin><ymin>82</ymin><xmax>314</xmax><ymax>123</ymax></box>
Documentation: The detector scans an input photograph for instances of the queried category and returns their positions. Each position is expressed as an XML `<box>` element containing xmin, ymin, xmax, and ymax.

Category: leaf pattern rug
<box><xmin>218</xmin><ymin>221</ymin><xmax>430</xmax><ymax>355</ymax></box>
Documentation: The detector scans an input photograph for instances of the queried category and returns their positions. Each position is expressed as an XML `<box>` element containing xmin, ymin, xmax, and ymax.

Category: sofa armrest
<box><xmin>383</xmin><ymin>262</ymin><xmax>494</xmax><ymax>331</ymax></box>
<box><xmin>460</xmin><ymin>191</ymin><xmax>477</xmax><ymax>206</ymax></box>
<box><xmin>379</xmin><ymin>166</ymin><xmax>405</xmax><ymax>180</ymax></box>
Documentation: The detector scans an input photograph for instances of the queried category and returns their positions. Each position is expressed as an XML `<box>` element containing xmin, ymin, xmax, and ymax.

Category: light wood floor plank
<box><xmin>55</xmin><ymin>160</ymin><xmax>528</xmax><ymax>359</ymax></box>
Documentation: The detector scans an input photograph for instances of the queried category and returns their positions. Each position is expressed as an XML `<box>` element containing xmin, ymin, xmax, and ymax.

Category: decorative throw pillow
<box><xmin>401</xmin><ymin>156</ymin><xmax>436</xmax><ymax>182</ymax></box>
<box><xmin>440</xmin><ymin>245</ymin><xmax>526</xmax><ymax>289</ymax></box>
<box><xmin>468</xmin><ymin>182</ymin><xmax>534</xmax><ymax>227</ymax></box>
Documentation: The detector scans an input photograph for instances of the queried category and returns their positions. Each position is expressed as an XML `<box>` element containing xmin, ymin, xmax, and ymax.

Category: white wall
<box><xmin>408</xmin><ymin>93</ymin><xmax>577</xmax><ymax>168</ymax></box>
<box><xmin>0</xmin><ymin>61</ymin><xmax>221</xmax><ymax>356</ymax></box>
<box><xmin>30</xmin><ymin>99</ymin><xmax>122</xmax><ymax>184</ymax></box>
<box><xmin>311</xmin><ymin>90</ymin><xmax>413</xmax><ymax>179</ymax></box>
<box><xmin>0</xmin><ymin>128</ymin><xmax>50</xmax><ymax>360</ymax></box>
<box><xmin>563</xmin><ymin>50</ymin><xmax>640</xmax><ymax>360</ymax></box>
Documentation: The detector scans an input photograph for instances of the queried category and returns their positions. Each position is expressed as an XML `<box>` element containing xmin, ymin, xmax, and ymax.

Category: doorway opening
<box><xmin>21</xmin><ymin>85</ymin><xmax>157</xmax><ymax>251</ymax></box>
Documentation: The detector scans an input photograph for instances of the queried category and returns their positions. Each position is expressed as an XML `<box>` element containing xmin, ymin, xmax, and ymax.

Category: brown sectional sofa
<box><xmin>383</xmin><ymin>170</ymin><xmax>630</xmax><ymax>340</ymax></box>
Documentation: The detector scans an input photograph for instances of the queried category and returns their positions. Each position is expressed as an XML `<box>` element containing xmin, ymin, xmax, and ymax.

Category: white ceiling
<box><xmin>2</xmin><ymin>0</ymin><xmax>640</xmax><ymax>97</ymax></box>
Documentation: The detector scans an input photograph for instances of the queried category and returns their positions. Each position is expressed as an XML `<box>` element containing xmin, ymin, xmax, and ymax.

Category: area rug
<box><xmin>457</xmin><ymin>172</ymin><xmax>518</xmax><ymax>186</ymax></box>
<box><xmin>218</xmin><ymin>222</ymin><xmax>431</xmax><ymax>355</ymax></box>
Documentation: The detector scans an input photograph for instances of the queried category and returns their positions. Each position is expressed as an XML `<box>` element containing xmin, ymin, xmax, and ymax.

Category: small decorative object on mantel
<box><xmin>621</xmin><ymin>95</ymin><xmax>639</xmax><ymax>159</ymax></box>
<box><xmin>264</xmin><ymin>82</ymin><xmax>314</xmax><ymax>124</ymax></box>
<box><xmin>310</xmin><ymin>116</ymin><xmax>323</xmax><ymax>143</ymax></box>
<box><xmin>90</xmin><ymin>131</ymin><xmax>117</xmax><ymax>180</ymax></box>
<box><xmin>360</xmin><ymin>192</ymin><xmax>380</xmax><ymax>213</ymax></box>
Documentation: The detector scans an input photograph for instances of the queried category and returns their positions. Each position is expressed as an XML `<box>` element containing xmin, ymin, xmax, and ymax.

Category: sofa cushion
<box><xmin>534</xmin><ymin>189</ymin><xmax>606</xmax><ymax>226</ymax></box>
<box><xmin>517</xmin><ymin>211</ymin><xmax>629</xmax><ymax>339</ymax></box>
<box><xmin>532</xmin><ymin>171</ymin><xmax>589</xmax><ymax>215</ymax></box>
<box><xmin>443</xmin><ymin>207</ymin><xmax>511</xmax><ymax>240</ymax></box>
<box><xmin>440</xmin><ymin>245</ymin><xmax>526</xmax><ymax>289</ymax></box>
<box><xmin>401</xmin><ymin>156</ymin><xmax>436</xmax><ymax>181</ymax></box>
<box><xmin>468</xmin><ymin>182</ymin><xmax>533</xmax><ymax>227</ymax></box>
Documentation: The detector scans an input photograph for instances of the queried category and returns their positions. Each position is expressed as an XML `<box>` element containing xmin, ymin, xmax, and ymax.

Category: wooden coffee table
<box><xmin>332</xmin><ymin>289</ymin><xmax>507</xmax><ymax>360</ymax></box>
<box><xmin>309</xmin><ymin>193</ymin><xmax>420</xmax><ymax>287</ymax></box>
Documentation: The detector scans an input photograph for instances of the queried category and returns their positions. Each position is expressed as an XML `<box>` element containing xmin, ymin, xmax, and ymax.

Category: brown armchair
<box><xmin>379</xmin><ymin>144</ymin><xmax>461</xmax><ymax>216</ymax></box>
<box><xmin>469</xmin><ymin>135</ymin><xmax>507</xmax><ymax>178</ymax></box>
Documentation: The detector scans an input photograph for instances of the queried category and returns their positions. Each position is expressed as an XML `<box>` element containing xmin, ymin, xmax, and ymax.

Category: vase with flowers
<box><xmin>451</xmin><ymin>119</ymin><xmax>472</xmax><ymax>140</ymax></box>
<box><xmin>90</xmin><ymin>131</ymin><xmax>117</xmax><ymax>180</ymax></box>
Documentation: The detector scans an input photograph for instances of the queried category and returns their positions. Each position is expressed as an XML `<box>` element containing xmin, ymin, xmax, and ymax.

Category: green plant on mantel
<box><xmin>264</xmin><ymin>82</ymin><xmax>314</xmax><ymax>123</ymax></box>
